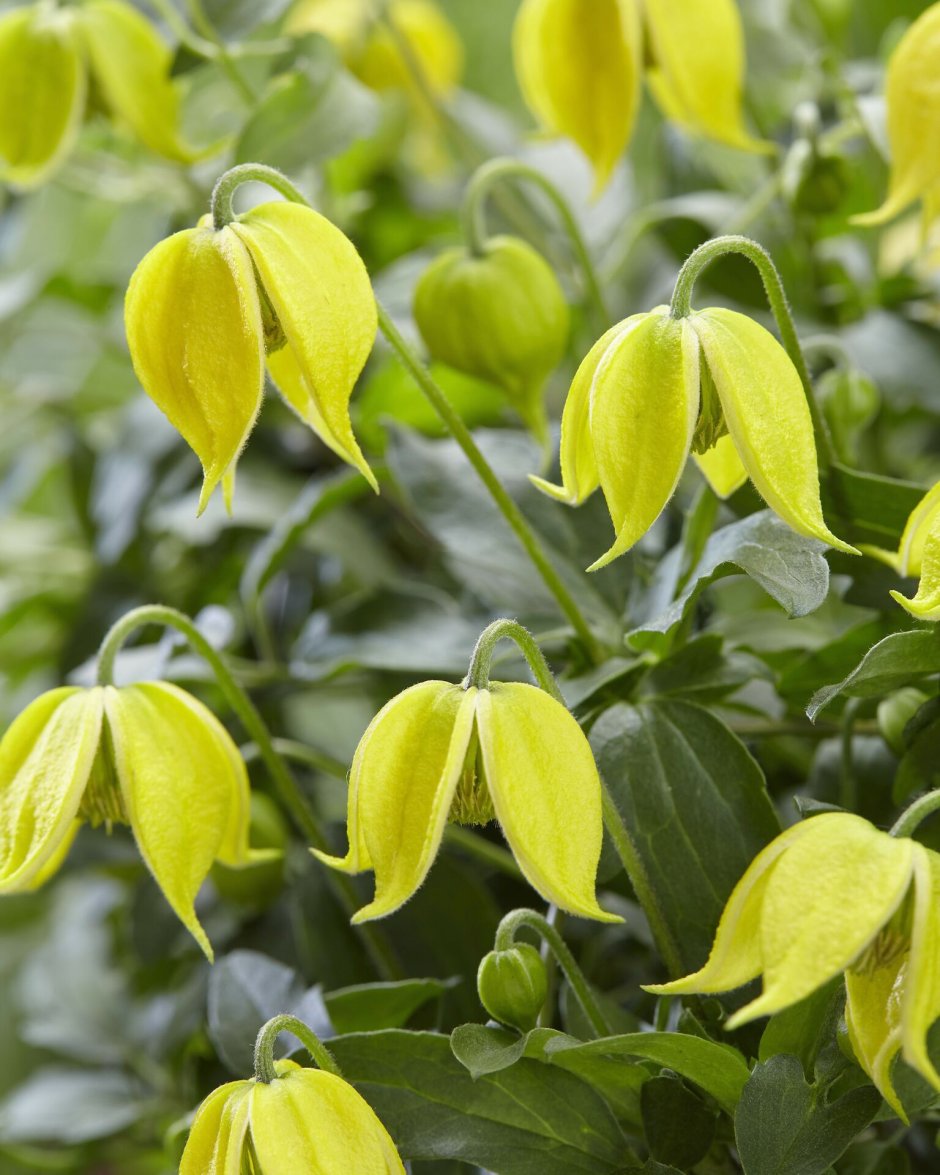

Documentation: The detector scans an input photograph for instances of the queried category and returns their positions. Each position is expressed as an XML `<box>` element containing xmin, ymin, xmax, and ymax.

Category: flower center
<box><xmin>850</xmin><ymin>925</ymin><xmax>908</xmax><ymax>978</ymax></box>
<box><xmin>78</xmin><ymin>725</ymin><xmax>128</xmax><ymax>829</ymax></box>
<box><xmin>449</xmin><ymin>733</ymin><xmax>495</xmax><ymax>826</ymax></box>
<box><xmin>691</xmin><ymin>359</ymin><xmax>729</xmax><ymax>455</ymax></box>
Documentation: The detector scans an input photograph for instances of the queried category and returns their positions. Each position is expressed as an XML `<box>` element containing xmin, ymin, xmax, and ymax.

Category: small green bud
<box><xmin>817</xmin><ymin>367</ymin><xmax>879</xmax><ymax>464</ymax></box>
<box><xmin>413</xmin><ymin>236</ymin><xmax>569</xmax><ymax>442</ymax></box>
<box><xmin>477</xmin><ymin>943</ymin><xmax>548</xmax><ymax>1031</ymax></box>
<box><xmin>877</xmin><ymin>687</ymin><xmax>929</xmax><ymax>756</ymax></box>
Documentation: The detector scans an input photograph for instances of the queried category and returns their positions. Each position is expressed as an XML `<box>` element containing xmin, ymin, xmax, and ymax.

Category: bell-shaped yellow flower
<box><xmin>124</xmin><ymin>201</ymin><xmax>378</xmax><ymax>513</ymax></box>
<box><xmin>180</xmin><ymin>1059</ymin><xmax>405</xmax><ymax>1174</ymax></box>
<box><xmin>314</xmin><ymin>679</ymin><xmax>619</xmax><ymax>924</ymax></box>
<box><xmin>0</xmin><ymin>682</ymin><xmax>265</xmax><ymax>959</ymax></box>
<box><xmin>644</xmin><ymin>812</ymin><xmax>940</xmax><ymax>1118</ymax></box>
<box><xmin>512</xmin><ymin>0</ymin><xmax>766</xmax><ymax>194</ymax></box>
<box><xmin>862</xmin><ymin>480</ymin><xmax>940</xmax><ymax>619</ymax></box>
<box><xmin>531</xmin><ymin>305</ymin><xmax>855</xmax><ymax>570</ymax></box>
<box><xmin>854</xmin><ymin>1</ymin><xmax>940</xmax><ymax>228</ymax></box>
<box><xmin>0</xmin><ymin>0</ymin><xmax>195</xmax><ymax>190</ymax></box>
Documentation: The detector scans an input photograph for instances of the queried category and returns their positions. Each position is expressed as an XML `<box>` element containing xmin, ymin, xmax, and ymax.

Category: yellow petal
<box><xmin>250</xmin><ymin>1068</ymin><xmax>406</xmax><ymax>1173</ymax></box>
<box><xmin>729</xmin><ymin>813</ymin><xmax>914</xmax><ymax>1027</ymax></box>
<box><xmin>179</xmin><ymin>1081</ymin><xmax>251</xmax><ymax>1175</ymax></box>
<box><xmin>900</xmin><ymin>843</ymin><xmax>940</xmax><ymax>1092</ymax></box>
<box><xmin>692</xmin><ymin>433</ymin><xmax>748</xmax><ymax>499</ymax></box>
<box><xmin>643</xmin><ymin>0</ymin><xmax>769</xmax><ymax>153</ymax></box>
<box><xmin>77</xmin><ymin>0</ymin><xmax>196</xmax><ymax>161</ymax></box>
<box><xmin>691</xmin><ymin>307</ymin><xmax>856</xmax><ymax>554</ymax></box>
<box><xmin>0</xmin><ymin>688</ymin><xmax>103</xmax><ymax>892</ymax></box>
<box><xmin>285</xmin><ymin>0</ymin><xmax>369</xmax><ymax>47</ymax></box>
<box><xmin>587</xmin><ymin>310</ymin><xmax>699</xmax><ymax>571</ymax></box>
<box><xmin>104</xmin><ymin>682</ymin><xmax>249</xmax><ymax>959</ymax></box>
<box><xmin>891</xmin><ymin>520</ymin><xmax>940</xmax><ymax>620</ymax></box>
<box><xmin>512</xmin><ymin>0</ymin><xmax>642</xmax><ymax>193</ymax></box>
<box><xmin>354</xmin><ymin>0</ymin><xmax>463</xmax><ymax>99</ymax></box>
<box><xmin>845</xmin><ymin>954</ymin><xmax>907</xmax><ymax>1121</ymax></box>
<box><xmin>644</xmin><ymin>818</ymin><xmax>813</xmax><ymax>998</ymax></box>
<box><xmin>0</xmin><ymin>7</ymin><xmax>85</xmax><ymax>189</ymax></box>
<box><xmin>231</xmin><ymin>202</ymin><xmax>378</xmax><ymax>491</ymax></box>
<box><xmin>476</xmin><ymin>682</ymin><xmax>619</xmax><ymax>922</ymax></box>
<box><xmin>854</xmin><ymin>3</ymin><xmax>940</xmax><ymax>226</ymax></box>
<box><xmin>896</xmin><ymin>479</ymin><xmax>940</xmax><ymax>577</ymax></box>
<box><xmin>315</xmin><ymin>681</ymin><xmax>476</xmax><ymax>922</ymax></box>
<box><xmin>124</xmin><ymin>224</ymin><xmax>265</xmax><ymax>513</ymax></box>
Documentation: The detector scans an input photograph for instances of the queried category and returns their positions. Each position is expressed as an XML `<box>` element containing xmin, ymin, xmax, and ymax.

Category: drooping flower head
<box><xmin>512</xmin><ymin>0</ymin><xmax>767</xmax><ymax>194</ymax></box>
<box><xmin>0</xmin><ymin>682</ymin><xmax>266</xmax><ymax>959</ymax></box>
<box><xmin>869</xmin><ymin>480</ymin><xmax>940</xmax><ymax>620</ymax></box>
<box><xmin>125</xmin><ymin>198</ymin><xmax>378</xmax><ymax>513</ymax></box>
<box><xmin>315</xmin><ymin>676</ymin><xmax>619</xmax><ymax>924</ymax></box>
<box><xmin>645</xmin><ymin>812</ymin><xmax>940</xmax><ymax>1117</ymax></box>
<box><xmin>0</xmin><ymin>0</ymin><xmax>197</xmax><ymax>189</ymax></box>
<box><xmin>531</xmin><ymin>305</ymin><xmax>856</xmax><ymax>570</ymax></box>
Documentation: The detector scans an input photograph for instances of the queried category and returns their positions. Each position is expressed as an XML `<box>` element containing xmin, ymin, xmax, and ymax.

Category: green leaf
<box><xmin>328</xmin><ymin>1030</ymin><xmax>629</xmax><ymax>1174</ymax></box>
<box><xmin>823</xmin><ymin>464</ymin><xmax>924</xmax><ymax>548</ymax></box>
<box><xmin>734</xmin><ymin>1055</ymin><xmax>882</xmax><ymax>1175</ymax></box>
<box><xmin>638</xmin><ymin>633</ymin><xmax>770</xmax><ymax>703</ymax></box>
<box><xmin>326</xmin><ymin>978</ymin><xmax>455</xmax><ymax>1034</ymax></box>
<box><xmin>590</xmin><ymin>698</ymin><xmax>780</xmax><ymax>970</ymax></box>
<box><xmin>758</xmin><ymin>978</ymin><xmax>844</xmax><ymax>1078</ymax></box>
<box><xmin>807</xmin><ymin>629</ymin><xmax>940</xmax><ymax>719</ymax></box>
<box><xmin>640</xmin><ymin>1073</ymin><xmax>717</xmax><ymax>1168</ymax></box>
<box><xmin>0</xmin><ymin>1068</ymin><xmax>148</xmax><ymax>1144</ymax></box>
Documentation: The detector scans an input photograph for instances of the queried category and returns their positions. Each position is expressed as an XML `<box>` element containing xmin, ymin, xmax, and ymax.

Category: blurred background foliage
<box><xmin>2</xmin><ymin>0</ymin><xmax>940</xmax><ymax>1172</ymax></box>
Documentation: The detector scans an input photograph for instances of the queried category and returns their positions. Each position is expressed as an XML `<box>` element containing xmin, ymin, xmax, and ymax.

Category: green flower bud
<box><xmin>413</xmin><ymin>236</ymin><xmax>569</xmax><ymax>443</ymax></box>
<box><xmin>877</xmin><ymin>688</ymin><xmax>929</xmax><ymax>757</ymax></box>
<box><xmin>477</xmin><ymin>943</ymin><xmax>548</xmax><ymax>1031</ymax></box>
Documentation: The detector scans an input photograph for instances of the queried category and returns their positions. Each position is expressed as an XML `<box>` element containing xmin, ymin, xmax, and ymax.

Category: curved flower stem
<box><xmin>669</xmin><ymin>234</ymin><xmax>836</xmax><ymax>471</ymax></box>
<box><xmin>465</xmin><ymin>619</ymin><xmax>562</xmax><ymax>696</ymax></box>
<box><xmin>462</xmin><ymin>158</ymin><xmax>610</xmax><ymax>329</ymax></box>
<box><xmin>495</xmin><ymin>908</ymin><xmax>609</xmax><ymax>1037</ymax></box>
<box><xmin>211</xmin><ymin>164</ymin><xmax>308</xmax><ymax>230</ymax></box>
<box><xmin>254</xmin><ymin>1015</ymin><xmax>342</xmax><ymax>1084</ymax></box>
<box><xmin>376</xmin><ymin>304</ymin><xmax>603</xmax><ymax>662</ymax></box>
<box><xmin>184</xmin><ymin>0</ymin><xmax>257</xmax><ymax>103</ymax></box>
<box><xmin>891</xmin><ymin>789</ymin><xmax>940</xmax><ymax>839</ymax></box>
<box><xmin>95</xmin><ymin>605</ymin><xmax>402</xmax><ymax>981</ymax></box>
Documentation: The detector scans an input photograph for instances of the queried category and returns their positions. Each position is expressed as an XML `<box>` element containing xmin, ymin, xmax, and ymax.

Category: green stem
<box><xmin>95</xmin><ymin>605</ymin><xmax>402</xmax><ymax>981</ymax></box>
<box><xmin>184</xmin><ymin>0</ymin><xmax>257</xmax><ymax>103</ymax></box>
<box><xmin>669</xmin><ymin>234</ymin><xmax>836</xmax><ymax>471</ymax></box>
<box><xmin>377</xmin><ymin>303</ymin><xmax>602</xmax><ymax>662</ymax></box>
<box><xmin>891</xmin><ymin>790</ymin><xmax>940</xmax><ymax>839</ymax></box>
<box><xmin>253</xmin><ymin>1015</ymin><xmax>341</xmax><ymax>1084</ymax></box>
<box><xmin>465</xmin><ymin>618</ymin><xmax>562</xmax><ymax>695</ymax></box>
<box><xmin>143</xmin><ymin>0</ymin><xmax>219</xmax><ymax>59</ymax></box>
<box><xmin>839</xmin><ymin>698</ymin><xmax>862</xmax><ymax>812</ymax></box>
<box><xmin>242</xmin><ymin>738</ymin><xmax>349</xmax><ymax>781</ymax></box>
<box><xmin>462</xmin><ymin>158</ymin><xmax>609</xmax><ymax>329</ymax></box>
<box><xmin>601</xmin><ymin>785</ymin><xmax>684</xmax><ymax>979</ymax></box>
<box><xmin>495</xmin><ymin>908</ymin><xmax>609</xmax><ymax>1037</ymax></box>
<box><xmin>211</xmin><ymin>163</ymin><xmax>308</xmax><ymax>231</ymax></box>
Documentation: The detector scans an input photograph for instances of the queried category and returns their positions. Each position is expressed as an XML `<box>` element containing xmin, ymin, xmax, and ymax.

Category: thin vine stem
<box><xmin>669</xmin><ymin>234</ymin><xmax>836</xmax><ymax>470</ymax></box>
<box><xmin>465</xmin><ymin>618</ymin><xmax>561</xmax><ymax>695</ymax></box>
<box><xmin>184</xmin><ymin>0</ymin><xmax>257</xmax><ymax>103</ymax></box>
<box><xmin>891</xmin><ymin>789</ymin><xmax>940</xmax><ymax>839</ymax></box>
<box><xmin>253</xmin><ymin>1015</ymin><xmax>342</xmax><ymax>1084</ymax></box>
<box><xmin>462</xmin><ymin>158</ymin><xmax>610</xmax><ymax>329</ymax></box>
<box><xmin>95</xmin><ymin>605</ymin><xmax>402</xmax><ymax>981</ymax></box>
<box><xmin>211</xmin><ymin>164</ymin><xmax>308</xmax><ymax>231</ymax></box>
<box><xmin>495</xmin><ymin>908</ymin><xmax>609</xmax><ymax>1037</ymax></box>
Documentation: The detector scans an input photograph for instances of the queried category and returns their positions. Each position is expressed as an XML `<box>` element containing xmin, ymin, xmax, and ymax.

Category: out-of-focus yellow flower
<box><xmin>0</xmin><ymin>683</ymin><xmax>267</xmax><ymax>959</ymax></box>
<box><xmin>531</xmin><ymin>305</ymin><xmax>855</xmax><ymax>570</ymax></box>
<box><xmin>180</xmin><ymin>1059</ymin><xmax>405</xmax><ymax>1173</ymax></box>
<box><xmin>512</xmin><ymin>0</ymin><xmax>768</xmax><ymax>194</ymax></box>
<box><xmin>0</xmin><ymin>0</ymin><xmax>195</xmax><ymax>189</ymax></box>
<box><xmin>314</xmin><ymin>678</ymin><xmax>620</xmax><ymax>924</ymax></box>
<box><xmin>125</xmin><ymin>201</ymin><xmax>378</xmax><ymax>513</ymax></box>
<box><xmin>645</xmin><ymin>812</ymin><xmax>940</xmax><ymax>1119</ymax></box>
<box><xmin>855</xmin><ymin>2</ymin><xmax>940</xmax><ymax>229</ymax></box>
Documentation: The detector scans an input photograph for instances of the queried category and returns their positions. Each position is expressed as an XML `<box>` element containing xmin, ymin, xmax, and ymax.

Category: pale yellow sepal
<box><xmin>178</xmin><ymin>1080</ymin><xmax>250</xmax><ymax>1175</ymax></box>
<box><xmin>845</xmin><ymin>954</ymin><xmax>907</xmax><ymax>1121</ymax></box>
<box><xmin>231</xmin><ymin>201</ymin><xmax>379</xmax><ymax>492</ymax></box>
<box><xmin>690</xmin><ymin>307</ymin><xmax>857</xmax><ymax>555</ymax></box>
<box><xmin>853</xmin><ymin>2</ymin><xmax>940</xmax><ymax>226</ymax></box>
<box><xmin>891</xmin><ymin>524</ymin><xmax>940</xmax><ymax>620</ymax></box>
<box><xmin>0</xmin><ymin>7</ymin><xmax>85</xmax><ymax>190</ymax></box>
<box><xmin>893</xmin><ymin>479</ymin><xmax>940</xmax><ymax>578</ymax></box>
<box><xmin>902</xmin><ymin>843</ymin><xmax>940</xmax><ymax>1091</ymax></box>
<box><xmin>512</xmin><ymin>0</ymin><xmax>642</xmax><ymax>194</ymax></box>
<box><xmin>693</xmin><ymin>434</ymin><xmax>748</xmax><ymax>499</ymax></box>
<box><xmin>643</xmin><ymin>0</ymin><xmax>770</xmax><ymax>154</ymax></box>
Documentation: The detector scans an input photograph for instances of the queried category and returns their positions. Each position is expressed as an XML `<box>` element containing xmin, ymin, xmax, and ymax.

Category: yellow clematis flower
<box><xmin>124</xmin><ymin>201</ymin><xmax>378</xmax><ymax>513</ymax></box>
<box><xmin>644</xmin><ymin>812</ymin><xmax>940</xmax><ymax>1118</ymax></box>
<box><xmin>314</xmin><ymin>678</ymin><xmax>620</xmax><ymax>924</ymax></box>
<box><xmin>512</xmin><ymin>0</ymin><xmax>767</xmax><ymax>194</ymax></box>
<box><xmin>854</xmin><ymin>2</ymin><xmax>940</xmax><ymax>229</ymax></box>
<box><xmin>860</xmin><ymin>480</ymin><xmax>940</xmax><ymax>620</ymax></box>
<box><xmin>0</xmin><ymin>0</ymin><xmax>196</xmax><ymax>190</ymax></box>
<box><xmin>530</xmin><ymin>305</ymin><xmax>855</xmax><ymax>570</ymax></box>
<box><xmin>0</xmin><ymin>682</ymin><xmax>266</xmax><ymax>959</ymax></box>
<box><xmin>180</xmin><ymin>1059</ymin><xmax>405</xmax><ymax>1174</ymax></box>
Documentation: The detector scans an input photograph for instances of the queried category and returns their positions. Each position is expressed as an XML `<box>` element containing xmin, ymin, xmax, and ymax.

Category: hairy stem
<box><xmin>253</xmin><ymin>1015</ymin><xmax>342</xmax><ymax>1084</ymax></box>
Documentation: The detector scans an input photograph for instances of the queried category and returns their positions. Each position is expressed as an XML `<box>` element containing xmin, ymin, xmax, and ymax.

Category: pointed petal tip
<box><xmin>310</xmin><ymin>846</ymin><xmax>361</xmax><ymax>875</ymax></box>
<box><xmin>889</xmin><ymin>588</ymin><xmax>940</xmax><ymax>620</ymax></box>
<box><xmin>528</xmin><ymin>473</ymin><xmax>579</xmax><ymax>505</ymax></box>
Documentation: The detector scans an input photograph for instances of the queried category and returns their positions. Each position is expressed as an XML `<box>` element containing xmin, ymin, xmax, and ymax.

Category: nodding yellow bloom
<box><xmin>854</xmin><ymin>2</ymin><xmax>940</xmax><ymax>229</ymax></box>
<box><xmin>0</xmin><ymin>683</ymin><xmax>267</xmax><ymax>960</ymax></box>
<box><xmin>0</xmin><ymin>0</ymin><xmax>196</xmax><ymax>189</ymax></box>
<box><xmin>314</xmin><ymin>679</ymin><xmax>620</xmax><ymax>924</ymax></box>
<box><xmin>124</xmin><ymin>201</ymin><xmax>378</xmax><ymax>513</ymax></box>
<box><xmin>531</xmin><ymin>305</ymin><xmax>855</xmax><ymax>570</ymax></box>
<box><xmin>180</xmin><ymin>1059</ymin><xmax>405</xmax><ymax>1174</ymax></box>
<box><xmin>644</xmin><ymin>813</ymin><xmax>940</xmax><ymax>1119</ymax></box>
<box><xmin>862</xmin><ymin>480</ymin><xmax>940</xmax><ymax>619</ymax></box>
<box><xmin>512</xmin><ymin>0</ymin><xmax>767</xmax><ymax>194</ymax></box>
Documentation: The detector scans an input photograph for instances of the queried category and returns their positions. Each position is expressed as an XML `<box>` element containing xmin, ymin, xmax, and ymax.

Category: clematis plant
<box><xmin>865</xmin><ymin>479</ymin><xmax>940</xmax><ymax>620</ymax></box>
<box><xmin>645</xmin><ymin>811</ymin><xmax>940</xmax><ymax>1118</ymax></box>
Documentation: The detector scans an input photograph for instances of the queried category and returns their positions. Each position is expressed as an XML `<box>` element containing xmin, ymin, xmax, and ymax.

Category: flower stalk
<box><xmin>253</xmin><ymin>1015</ymin><xmax>342</xmax><ymax>1085</ymax></box>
